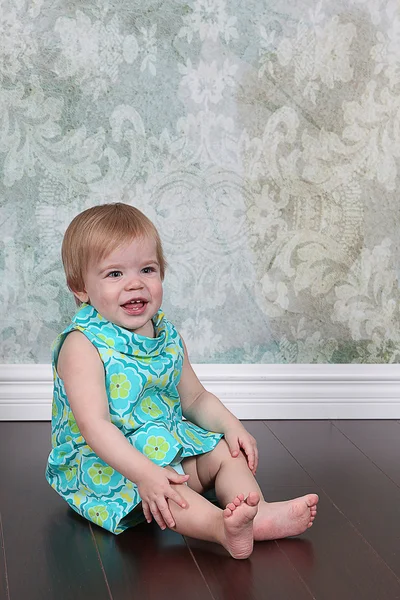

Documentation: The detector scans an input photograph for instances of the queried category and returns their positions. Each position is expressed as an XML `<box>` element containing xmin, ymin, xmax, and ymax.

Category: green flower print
<box><xmin>187</xmin><ymin>429</ymin><xmax>202</xmax><ymax>446</ymax></box>
<box><xmin>172</xmin><ymin>431</ymin><xmax>182</xmax><ymax>445</ymax></box>
<box><xmin>141</xmin><ymin>397</ymin><xmax>162</xmax><ymax>418</ymax></box>
<box><xmin>60</xmin><ymin>465</ymin><xmax>75</xmax><ymax>482</ymax></box>
<box><xmin>161</xmin><ymin>393</ymin><xmax>176</xmax><ymax>409</ymax></box>
<box><xmin>144</xmin><ymin>436</ymin><xmax>170</xmax><ymax>461</ymax></box>
<box><xmin>110</xmin><ymin>373</ymin><xmax>131</xmax><ymax>400</ymax></box>
<box><xmin>88</xmin><ymin>463</ymin><xmax>114</xmax><ymax>485</ymax></box>
<box><xmin>97</xmin><ymin>334</ymin><xmax>115</xmax><ymax>347</ymax></box>
<box><xmin>88</xmin><ymin>505</ymin><xmax>109</xmax><ymax>527</ymax></box>
<box><xmin>100</xmin><ymin>349</ymin><xmax>114</xmax><ymax>360</ymax></box>
<box><xmin>68</xmin><ymin>413</ymin><xmax>80</xmax><ymax>435</ymax></box>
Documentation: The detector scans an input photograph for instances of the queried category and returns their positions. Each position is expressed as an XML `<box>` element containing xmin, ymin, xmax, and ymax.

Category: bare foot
<box><xmin>222</xmin><ymin>492</ymin><xmax>260</xmax><ymax>559</ymax></box>
<box><xmin>253</xmin><ymin>494</ymin><xmax>319</xmax><ymax>541</ymax></box>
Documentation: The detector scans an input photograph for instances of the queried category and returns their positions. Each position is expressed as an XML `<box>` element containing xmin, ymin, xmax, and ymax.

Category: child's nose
<box><xmin>125</xmin><ymin>276</ymin><xmax>144</xmax><ymax>290</ymax></box>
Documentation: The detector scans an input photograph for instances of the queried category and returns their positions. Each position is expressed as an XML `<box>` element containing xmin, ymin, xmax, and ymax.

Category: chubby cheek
<box><xmin>94</xmin><ymin>284</ymin><xmax>117</xmax><ymax>307</ymax></box>
<box><xmin>151</xmin><ymin>281</ymin><xmax>163</xmax><ymax>306</ymax></box>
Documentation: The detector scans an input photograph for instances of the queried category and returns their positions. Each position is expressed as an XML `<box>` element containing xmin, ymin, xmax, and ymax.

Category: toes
<box><xmin>223</xmin><ymin>507</ymin><xmax>232</xmax><ymax>517</ymax></box>
<box><xmin>307</xmin><ymin>494</ymin><xmax>319</xmax><ymax>507</ymax></box>
<box><xmin>227</xmin><ymin>494</ymin><xmax>245</xmax><ymax>511</ymax></box>
<box><xmin>226</xmin><ymin>493</ymin><xmax>259</xmax><ymax>513</ymax></box>
<box><xmin>246</xmin><ymin>492</ymin><xmax>260</xmax><ymax>507</ymax></box>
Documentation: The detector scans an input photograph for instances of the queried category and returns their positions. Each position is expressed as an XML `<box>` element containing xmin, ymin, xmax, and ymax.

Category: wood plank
<box><xmin>0</xmin><ymin>512</ymin><xmax>9</xmax><ymax>600</ymax></box>
<box><xmin>0</xmin><ymin>423</ymin><xmax>111</xmax><ymax>600</ymax></box>
<box><xmin>268</xmin><ymin>420</ymin><xmax>400</xmax><ymax>587</ymax></box>
<box><xmin>91</xmin><ymin>520</ymin><xmax>214</xmax><ymax>600</ymax></box>
<box><xmin>188</xmin><ymin>420</ymin><xmax>400</xmax><ymax>600</ymax></box>
<box><xmin>244</xmin><ymin>421</ymin><xmax>314</xmax><ymax>488</ymax></box>
<box><xmin>2</xmin><ymin>420</ymin><xmax>400</xmax><ymax>600</ymax></box>
<box><xmin>266</xmin><ymin>485</ymin><xmax>400</xmax><ymax>600</ymax></box>
<box><xmin>333</xmin><ymin>420</ymin><xmax>400</xmax><ymax>487</ymax></box>
<box><xmin>252</xmin><ymin>420</ymin><xmax>400</xmax><ymax>599</ymax></box>
<box><xmin>185</xmin><ymin>535</ymin><xmax>313</xmax><ymax>600</ymax></box>
<box><xmin>184</xmin><ymin>422</ymin><xmax>313</xmax><ymax>599</ymax></box>
<box><xmin>214</xmin><ymin>420</ymin><xmax>400</xmax><ymax>600</ymax></box>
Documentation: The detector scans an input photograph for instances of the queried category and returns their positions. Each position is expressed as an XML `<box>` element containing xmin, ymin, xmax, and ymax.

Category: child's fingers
<box><xmin>254</xmin><ymin>446</ymin><xmax>259</xmax><ymax>472</ymax></box>
<box><xmin>166</xmin><ymin>471</ymin><xmax>190</xmax><ymax>484</ymax></box>
<box><xmin>142</xmin><ymin>501</ymin><xmax>152</xmax><ymax>524</ymax></box>
<box><xmin>167</xmin><ymin>487</ymin><xmax>187</xmax><ymax>510</ymax></box>
<box><xmin>225</xmin><ymin>434</ymin><xmax>240</xmax><ymax>457</ymax></box>
<box><xmin>150</xmin><ymin>502</ymin><xmax>169</xmax><ymax>530</ymax></box>
<box><xmin>247</xmin><ymin>449</ymin><xmax>256</xmax><ymax>470</ymax></box>
<box><xmin>156</xmin><ymin>499</ymin><xmax>176</xmax><ymax>529</ymax></box>
<box><xmin>242</xmin><ymin>441</ymin><xmax>257</xmax><ymax>471</ymax></box>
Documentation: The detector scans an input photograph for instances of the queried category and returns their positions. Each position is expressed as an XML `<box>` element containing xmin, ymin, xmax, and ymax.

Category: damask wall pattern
<box><xmin>1</xmin><ymin>0</ymin><xmax>400</xmax><ymax>364</ymax></box>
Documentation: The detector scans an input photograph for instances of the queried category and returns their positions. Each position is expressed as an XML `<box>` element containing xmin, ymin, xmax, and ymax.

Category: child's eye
<box><xmin>142</xmin><ymin>266</ymin><xmax>156</xmax><ymax>274</ymax></box>
<box><xmin>107</xmin><ymin>271</ymin><xmax>122</xmax><ymax>278</ymax></box>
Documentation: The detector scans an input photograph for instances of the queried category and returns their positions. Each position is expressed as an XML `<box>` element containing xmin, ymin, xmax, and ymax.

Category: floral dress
<box><xmin>46</xmin><ymin>303</ymin><xmax>223</xmax><ymax>534</ymax></box>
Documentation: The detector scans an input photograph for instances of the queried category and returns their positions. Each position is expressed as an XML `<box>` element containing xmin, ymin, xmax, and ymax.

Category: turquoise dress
<box><xmin>46</xmin><ymin>303</ymin><xmax>223</xmax><ymax>534</ymax></box>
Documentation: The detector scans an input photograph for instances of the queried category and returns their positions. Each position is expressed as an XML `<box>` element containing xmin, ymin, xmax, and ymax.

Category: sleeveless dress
<box><xmin>46</xmin><ymin>303</ymin><xmax>223</xmax><ymax>534</ymax></box>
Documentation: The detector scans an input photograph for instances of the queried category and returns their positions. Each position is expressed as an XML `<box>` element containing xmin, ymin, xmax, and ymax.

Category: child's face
<box><xmin>74</xmin><ymin>236</ymin><xmax>163</xmax><ymax>336</ymax></box>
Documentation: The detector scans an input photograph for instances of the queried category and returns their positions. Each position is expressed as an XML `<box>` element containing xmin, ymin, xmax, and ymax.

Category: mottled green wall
<box><xmin>1</xmin><ymin>0</ymin><xmax>400</xmax><ymax>364</ymax></box>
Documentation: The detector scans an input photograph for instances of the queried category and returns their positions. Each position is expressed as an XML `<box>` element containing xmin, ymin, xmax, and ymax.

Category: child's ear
<box><xmin>72</xmin><ymin>288</ymin><xmax>90</xmax><ymax>304</ymax></box>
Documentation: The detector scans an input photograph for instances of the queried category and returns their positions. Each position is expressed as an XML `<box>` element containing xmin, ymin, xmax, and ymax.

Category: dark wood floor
<box><xmin>1</xmin><ymin>420</ymin><xmax>400</xmax><ymax>600</ymax></box>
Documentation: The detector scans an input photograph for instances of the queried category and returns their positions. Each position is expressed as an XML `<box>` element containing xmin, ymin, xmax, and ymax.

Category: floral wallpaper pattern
<box><xmin>1</xmin><ymin>0</ymin><xmax>400</xmax><ymax>364</ymax></box>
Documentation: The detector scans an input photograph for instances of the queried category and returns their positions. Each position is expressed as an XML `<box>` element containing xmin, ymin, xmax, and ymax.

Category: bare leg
<box><xmin>163</xmin><ymin>467</ymin><xmax>259</xmax><ymax>559</ymax></box>
<box><xmin>183</xmin><ymin>440</ymin><xmax>319</xmax><ymax>541</ymax></box>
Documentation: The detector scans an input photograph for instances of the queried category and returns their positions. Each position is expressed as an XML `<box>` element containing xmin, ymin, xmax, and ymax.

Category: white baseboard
<box><xmin>1</xmin><ymin>364</ymin><xmax>400</xmax><ymax>420</ymax></box>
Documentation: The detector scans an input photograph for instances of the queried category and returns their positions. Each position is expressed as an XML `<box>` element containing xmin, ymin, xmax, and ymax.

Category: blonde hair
<box><xmin>62</xmin><ymin>203</ymin><xmax>166</xmax><ymax>302</ymax></box>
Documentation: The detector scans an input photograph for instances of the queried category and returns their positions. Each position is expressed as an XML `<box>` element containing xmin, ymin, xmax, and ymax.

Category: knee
<box><xmin>214</xmin><ymin>438</ymin><xmax>246</xmax><ymax>465</ymax></box>
<box><xmin>215</xmin><ymin>439</ymin><xmax>231</xmax><ymax>459</ymax></box>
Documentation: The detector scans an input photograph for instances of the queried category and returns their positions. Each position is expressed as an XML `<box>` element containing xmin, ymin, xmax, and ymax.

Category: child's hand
<box><xmin>136</xmin><ymin>465</ymin><xmax>189</xmax><ymax>530</ymax></box>
<box><xmin>224</xmin><ymin>425</ymin><xmax>259</xmax><ymax>475</ymax></box>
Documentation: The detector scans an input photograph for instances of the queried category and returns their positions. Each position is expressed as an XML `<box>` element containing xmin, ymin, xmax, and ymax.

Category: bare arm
<box><xmin>177</xmin><ymin>337</ymin><xmax>239</xmax><ymax>433</ymax></box>
<box><xmin>177</xmin><ymin>336</ymin><xmax>259</xmax><ymax>473</ymax></box>
<box><xmin>57</xmin><ymin>331</ymin><xmax>152</xmax><ymax>483</ymax></box>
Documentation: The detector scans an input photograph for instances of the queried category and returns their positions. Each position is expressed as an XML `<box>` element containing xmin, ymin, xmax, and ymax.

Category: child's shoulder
<box><xmin>57</xmin><ymin>330</ymin><xmax>100</xmax><ymax>380</ymax></box>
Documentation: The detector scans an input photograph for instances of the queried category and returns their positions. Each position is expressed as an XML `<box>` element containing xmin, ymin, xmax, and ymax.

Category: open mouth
<box><xmin>121</xmin><ymin>299</ymin><xmax>148</xmax><ymax>315</ymax></box>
